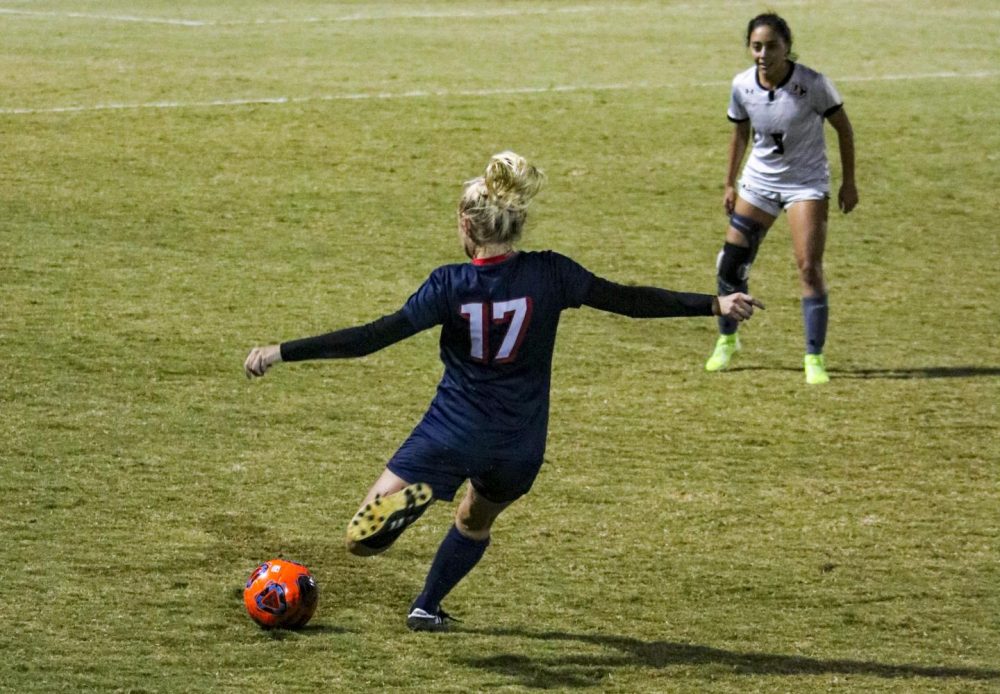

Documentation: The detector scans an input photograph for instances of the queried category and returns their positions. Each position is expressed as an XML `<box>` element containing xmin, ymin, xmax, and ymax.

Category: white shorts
<box><xmin>738</xmin><ymin>181</ymin><xmax>829</xmax><ymax>217</ymax></box>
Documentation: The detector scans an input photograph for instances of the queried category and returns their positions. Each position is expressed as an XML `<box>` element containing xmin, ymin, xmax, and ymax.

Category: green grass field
<box><xmin>2</xmin><ymin>1</ymin><xmax>998</xmax><ymax>691</ymax></box>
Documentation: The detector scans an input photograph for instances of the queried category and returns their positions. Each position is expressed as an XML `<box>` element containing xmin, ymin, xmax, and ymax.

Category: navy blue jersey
<box><xmin>280</xmin><ymin>249</ymin><xmax>714</xmax><ymax>485</ymax></box>
<box><xmin>401</xmin><ymin>251</ymin><xmax>594</xmax><ymax>462</ymax></box>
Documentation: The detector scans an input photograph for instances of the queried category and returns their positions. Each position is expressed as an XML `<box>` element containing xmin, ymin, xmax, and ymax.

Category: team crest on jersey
<box><xmin>789</xmin><ymin>83</ymin><xmax>808</xmax><ymax>97</ymax></box>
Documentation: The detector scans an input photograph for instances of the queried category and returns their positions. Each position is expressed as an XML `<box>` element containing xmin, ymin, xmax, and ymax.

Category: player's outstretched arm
<box><xmin>582</xmin><ymin>277</ymin><xmax>764</xmax><ymax>321</ymax></box>
<box><xmin>244</xmin><ymin>310</ymin><xmax>420</xmax><ymax>379</ymax></box>
<box><xmin>244</xmin><ymin>344</ymin><xmax>282</xmax><ymax>378</ymax></box>
<box><xmin>715</xmin><ymin>292</ymin><xmax>765</xmax><ymax>322</ymax></box>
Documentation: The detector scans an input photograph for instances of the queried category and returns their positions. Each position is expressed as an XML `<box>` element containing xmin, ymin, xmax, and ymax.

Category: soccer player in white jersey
<box><xmin>704</xmin><ymin>13</ymin><xmax>858</xmax><ymax>384</ymax></box>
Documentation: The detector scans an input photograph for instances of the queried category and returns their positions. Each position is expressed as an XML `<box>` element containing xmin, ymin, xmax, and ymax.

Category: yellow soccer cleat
<box><xmin>705</xmin><ymin>334</ymin><xmax>741</xmax><ymax>372</ymax></box>
<box><xmin>804</xmin><ymin>353</ymin><xmax>830</xmax><ymax>385</ymax></box>
<box><xmin>347</xmin><ymin>483</ymin><xmax>433</xmax><ymax>543</ymax></box>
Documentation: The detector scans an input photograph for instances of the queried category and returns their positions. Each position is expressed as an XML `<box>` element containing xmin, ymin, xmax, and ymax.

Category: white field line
<box><xmin>0</xmin><ymin>71</ymin><xmax>996</xmax><ymax>116</ymax></box>
<box><xmin>0</xmin><ymin>8</ymin><xmax>208</xmax><ymax>25</ymax></box>
<box><xmin>225</xmin><ymin>5</ymin><xmax>652</xmax><ymax>24</ymax></box>
<box><xmin>0</xmin><ymin>1</ymin><xmax>892</xmax><ymax>26</ymax></box>
<box><xmin>836</xmin><ymin>70</ymin><xmax>998</xmax><ymax>83</ymax></box>
<box><xmin>1</xmin><ymin>1</ymin><xmax>994</xmax><ymax>26</ymax></box>
<box><xmin>0</xmin><ymin>5</ymin><xmax>652</xmax><ymax>25</ymax></box>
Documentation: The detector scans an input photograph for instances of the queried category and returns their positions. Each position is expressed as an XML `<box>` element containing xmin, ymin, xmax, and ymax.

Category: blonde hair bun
<box><xmin>483</xmin><ymin>151</ymin><xmax>545</xmax><ymax>212</ymax></box>
<box><xmin>459</xmin><ymin>151</ymin><xmax>545</xmax><ymax>246</ymax></box>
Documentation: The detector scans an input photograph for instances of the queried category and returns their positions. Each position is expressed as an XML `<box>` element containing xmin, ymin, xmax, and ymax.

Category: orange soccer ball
<box><xmin>243</xmin><ymin>559</ymin><xmax>319</xmax><ymax>629</ymax></box>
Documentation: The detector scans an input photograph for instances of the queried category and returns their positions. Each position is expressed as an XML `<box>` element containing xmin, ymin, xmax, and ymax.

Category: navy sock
<box><xmin>718</xmin><ymin>316</ymin><xmax>739</xmax><ymax>336</ymax></box>
<box><xmin>411</xmin><ymin>525</ymin><xmax>489</xmax><ymax>614</ymax></box>
<box><xmin>802</xmin><ymin>295</ymin><xmax>829</xmax><ymax>355</ymax></box>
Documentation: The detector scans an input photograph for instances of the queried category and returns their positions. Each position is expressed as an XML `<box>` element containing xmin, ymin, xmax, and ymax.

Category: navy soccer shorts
<box><xmin>386</xmin><ymin>429</ymin><xmax>542</xmax><ymax>504</ymax></box>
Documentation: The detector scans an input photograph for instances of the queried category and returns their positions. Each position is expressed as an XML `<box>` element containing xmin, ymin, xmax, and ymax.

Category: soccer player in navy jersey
<box><xmin>703</xmin><ymin>13</ymin><xmax>858</xmax><ymax>384</ymax></box>
<box><xmin>244</xmin><ymin>151</ymin><xmax>763</xmax><ymax>631</ymax></box>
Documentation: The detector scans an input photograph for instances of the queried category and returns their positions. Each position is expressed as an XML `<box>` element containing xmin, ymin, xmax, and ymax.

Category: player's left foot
<box><xmin>406</xmin><ymin>607</ymin><xmax>458</xmax><ymax>632</ymax></box>
<box><xmin>347</xmin><ymin>483</ymin><xmax>433</xmax><ymax>543</ymax></box>
<box><xmin>804</xmin><ymin>353</ymin><xmax>830</xmax><ymax>385</ymax></box>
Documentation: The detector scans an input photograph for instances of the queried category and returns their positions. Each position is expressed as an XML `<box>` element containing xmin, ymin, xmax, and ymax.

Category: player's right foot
<box><xmin>406</xmin><ymin>607</ymin><xmax>458</xmax><ymax>632</ymax></box>
<box><xmin>347</xmin><ymin>483</ymin><xmax>433</xmax><ymax>543</ymax></box>
<box><xmin>705</xmin><ymin>334</ymin><xmax>741</xmax><ymax>372</ymax></box>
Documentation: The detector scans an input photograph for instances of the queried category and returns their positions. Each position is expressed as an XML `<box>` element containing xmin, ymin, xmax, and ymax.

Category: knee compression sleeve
<box><xmin>717</xmin><ymin>242</ymin><xmax>752</xmax><ymax>294</ymax></box>
<box><xmin>717</xmin><ymin>213</ymin><xmax>768</xmax><ymax>294</ymax></box>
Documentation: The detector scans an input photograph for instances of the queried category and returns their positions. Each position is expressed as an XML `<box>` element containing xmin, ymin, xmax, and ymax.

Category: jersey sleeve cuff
<box><xmin>823</xmin><ymin>103</ymin><xmax>844</xmax><ymax>118</ymax></box>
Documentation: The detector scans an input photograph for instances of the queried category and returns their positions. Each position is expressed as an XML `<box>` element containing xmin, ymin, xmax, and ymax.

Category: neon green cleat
<box><xmin>804</xmin><ymin>353</ymin><xmax>830</xmax><ymax>385</ymax></box>
<box><xmin>705</xmin><ymin>334</ymin><xmax>741</xmax><ymax>372</ymax></box>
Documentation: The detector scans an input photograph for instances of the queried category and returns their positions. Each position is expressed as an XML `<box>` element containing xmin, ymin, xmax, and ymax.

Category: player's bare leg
<box><xmin>788</xmin><ymin>199</ymin><xmax>831</xmax><ymax>384</ymax></box>
<box><xmin>454</xmin><ymin>484</ymin><xmax>511</xmax><ymax>539</ymax></box>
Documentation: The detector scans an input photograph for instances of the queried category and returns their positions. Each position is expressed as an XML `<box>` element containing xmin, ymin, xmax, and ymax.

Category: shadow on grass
<box><xmin>833</xmin><ymin>366</ymin><xmax>1000</xmax><ymax>379</ymax></box>
<box><xmin>457</xmin><ymin>627</ymin><xmax>1000</xmax><ymax>688</ymax></box>
<box><xmin>261</xmin><ymin>623</ymin><xmax>353</xmax><ymax>640</ymax></box>
<box><xmin>727</xmin><ymin>365</ymin><xmax>1000</xmax><ymax>379</ymax></box>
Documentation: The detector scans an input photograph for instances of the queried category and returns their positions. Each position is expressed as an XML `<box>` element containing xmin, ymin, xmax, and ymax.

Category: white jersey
<box><xmin>728</xmin><ymin>62</ymin><xmax>843</xmax><ymax>192</ymax></box>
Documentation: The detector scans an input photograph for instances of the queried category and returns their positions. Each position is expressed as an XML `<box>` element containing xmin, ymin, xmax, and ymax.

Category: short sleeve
<box><xmin>812</xmin><ymin>74</ymin><xmax>843</xmax><ymax>117</ymax></box>
<box><xmin>727</xmin><ymin>81</ymin><xmax>749</xmax><ymax>122</ymax></box>
<box><xmin>401</xmin><ymin>268</ymin><xmax>450</xmax><ymax>331</ymax></box>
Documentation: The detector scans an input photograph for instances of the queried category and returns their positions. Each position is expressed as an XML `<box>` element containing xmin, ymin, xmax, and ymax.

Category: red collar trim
<box><xmin>472</xmin><ymin>252</ymin><xmax>516</xmax><ymax>266</ymax></box>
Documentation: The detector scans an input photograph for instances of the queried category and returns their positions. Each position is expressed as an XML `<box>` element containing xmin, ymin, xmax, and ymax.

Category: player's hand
<box><xmin>715</xmin><ymin>293</ymin><xmax>765</xmax><ymax>322</ymax></box>
<box><xmin>244</xmin><ymin>345</ymin><xmax>282</xmax><ymax>378</ymax></box>
<box><xmin>723</xmin><ymin>186</ymin><xmax>737</xmax><ymax>216</ymax></box>
<box><xmin>838</xmin><ymin>182</ymin><xmax>858</xmax><ymax>213</ymax></box>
